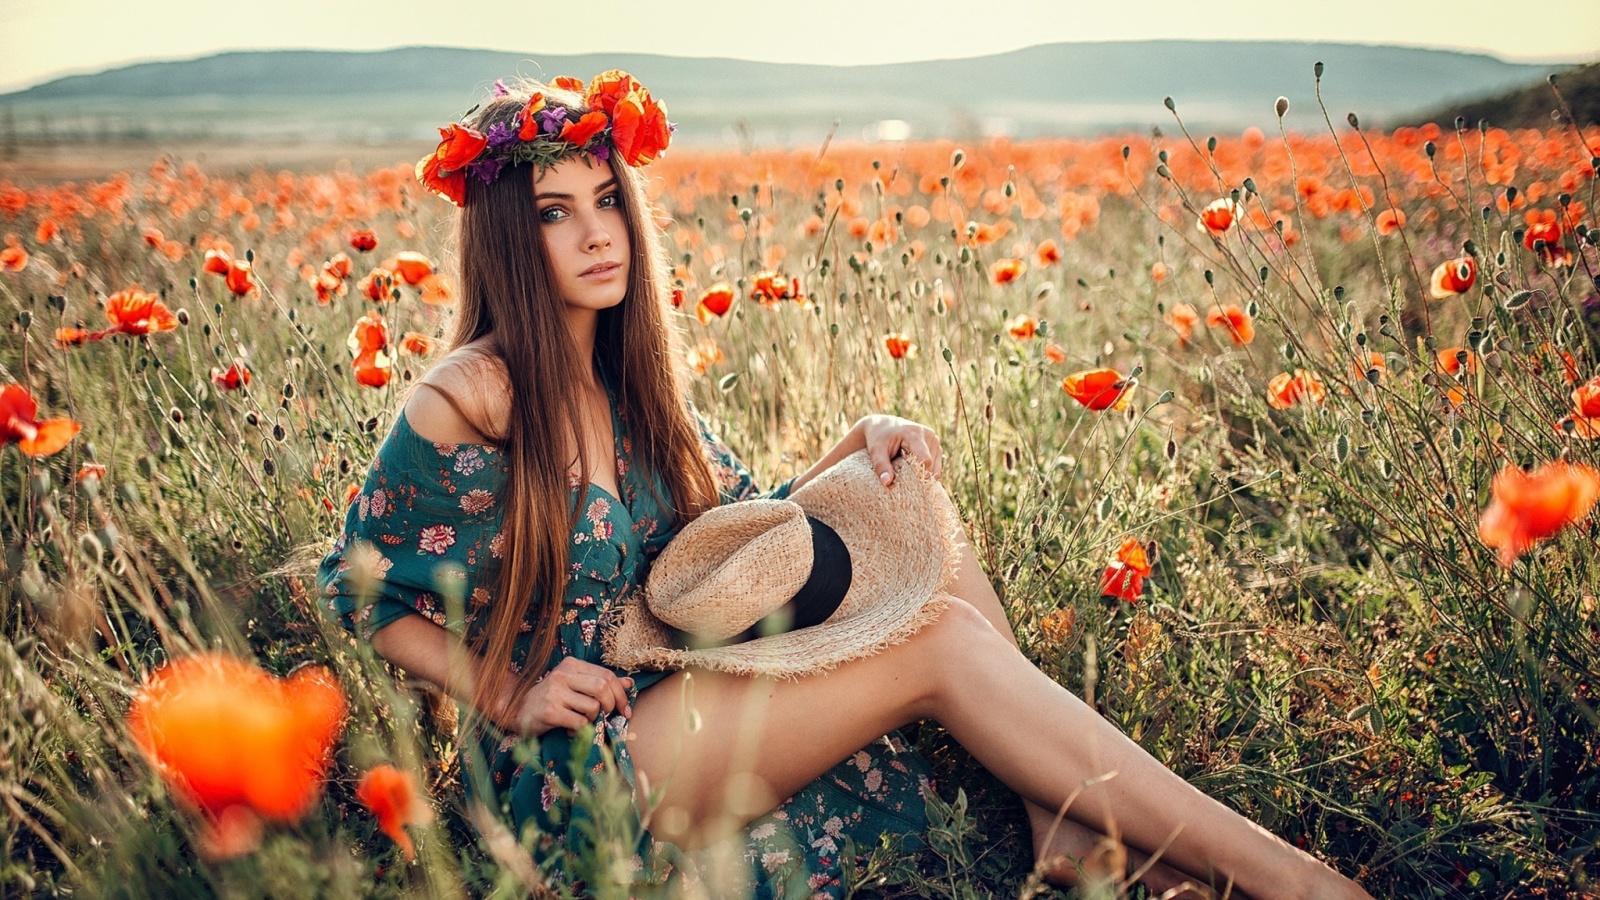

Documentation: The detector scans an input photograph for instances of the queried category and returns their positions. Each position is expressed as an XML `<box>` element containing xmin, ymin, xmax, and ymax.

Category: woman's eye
<box><xmin>598</xmin><ymin>193</ymin><xmax>620</xmax><ymax>209</ymax></box>
<box><xmin>539</xmin><ymin>206</ymin><xmax>567</xmax><ymax>223</ymax></box>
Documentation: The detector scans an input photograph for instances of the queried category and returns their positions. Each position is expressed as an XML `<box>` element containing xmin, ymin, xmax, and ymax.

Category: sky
<box><xmin>1</xmin><ymin>0</ymin><xmax>1597</xmax><ymax>93</ymax></box>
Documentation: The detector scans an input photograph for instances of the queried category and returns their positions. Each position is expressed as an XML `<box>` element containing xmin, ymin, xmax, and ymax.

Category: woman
<box><xmin>318</xmin><ymin>74</ymin><xmax>1370</xmax><ymax>899</ymax></box>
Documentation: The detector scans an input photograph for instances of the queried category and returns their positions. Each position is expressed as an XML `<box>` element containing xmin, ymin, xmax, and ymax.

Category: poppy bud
<box><xmin>1275</xmin><ymin>96</ymin><xmax>1289</xmax><ymax>117</ymax></box>
<box><xmin>1314</xmin><ymin>61</ymin><xmax>1324</xmax><ymax>78</ymax></box>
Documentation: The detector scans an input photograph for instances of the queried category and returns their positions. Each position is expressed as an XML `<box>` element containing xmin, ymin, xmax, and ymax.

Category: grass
<box><xmin>1</xmin><ymin>80</ymin><xmax>1599</xmax><ymax>897</ymax></box>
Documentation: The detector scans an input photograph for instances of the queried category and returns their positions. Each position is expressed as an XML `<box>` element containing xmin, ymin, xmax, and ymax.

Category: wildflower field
<box><xmin>3</xmin><ymin>74</ymin><xmax>1600</xmax><ymax>898</ymax></box>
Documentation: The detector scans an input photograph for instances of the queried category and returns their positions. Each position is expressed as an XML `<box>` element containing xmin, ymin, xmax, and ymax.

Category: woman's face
<box><xmin>533</xmin><ymin>156</ymin><xmax>630</xmax><ymax>313</ymax></box>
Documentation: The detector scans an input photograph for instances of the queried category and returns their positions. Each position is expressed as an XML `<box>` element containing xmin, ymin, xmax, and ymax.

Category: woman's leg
<box><xmin>626</xmin><ymin>597</ymin><xmax>1368</xmax><ymax>900</ymax></box>
<box><xmin>947</xmin><ymin>532</ymin><xmax>1217</xmax><ymax>898</ymax></box>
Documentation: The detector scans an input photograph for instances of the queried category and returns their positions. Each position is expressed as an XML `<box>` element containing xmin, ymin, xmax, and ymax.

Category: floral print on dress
<box><xmin>315</xmin><ymin>376</ymin><xmax>932</xmax><ymax>899</ymax></box>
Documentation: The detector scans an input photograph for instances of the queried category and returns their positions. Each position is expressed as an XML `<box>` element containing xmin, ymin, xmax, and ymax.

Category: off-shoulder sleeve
<box><xmin>316</xmin><ymin>418</ymin><xmax>508</xmax><ymax>641</ymax></box>
<box><xmin>690</xmin><ymin>402</ymin><xmax>796</xmax><ymax>504</ymax></box>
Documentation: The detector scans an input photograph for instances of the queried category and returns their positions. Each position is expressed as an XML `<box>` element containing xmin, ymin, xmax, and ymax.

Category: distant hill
<box><xmin>1422</xmin><ymin>61</ymin><xmax>1599</xmax><ymax>130</ymax></box>
<box><xmin>0</xmin><ymin>43</ymin><xmax>1569</xmax><ymax>147</ymax></box>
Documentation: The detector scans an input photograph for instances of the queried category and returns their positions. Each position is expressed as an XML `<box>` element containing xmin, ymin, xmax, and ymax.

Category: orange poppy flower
<box><xmin>989</xmin><ymin>257</ymin><xmax>1026</xmax><ymax>285</ymax></box>
<box><xmin>1043</xmin><ymin>342</ymin><xmax>1067</xmax><ymax>364</ymax></box>
<box><xmin>356</xmin><ymin>764</ymin><xmax>433</xmax><ymax>861</ymax></box>
<box><xmin>104</xmin><ymin>287</ymin><xmax>179</xmax><ymax>337</ymax></box>
<box><xmin>1</xmin><ymin>384</ymin><xmax>81</xmax><ymax>457</ymax></box>
<box><xmin>125</xmin><ymin>653</ymin><xmax>348</xmax><ymax>860</ymax></box>
<box><xmin>323</xmin><ymin>252</ymin><xmax>352</xmax><ymax>281</ymax></box>
<box><xmin>1559</xmin><ymin>376</ymin><xmax>1600</xmax><ymax>438</ymax></box>
<box><xmin>883</xmin><ymin>332</ymin><xmax>917</xmax><ymax>360</ymax></box>
<box><xmin>1040</xmin><ymin>607</ymin><xmax>1075</xmax><ymax>643</ymax></box>
<box><xmin>1150</xmin><ymin>261</ymin><xmax>1170</xmax><ymax>284</ymax></box>
<box><xmin>392</xmin><ymin>251</ymin><xmax>433</xmax><ymax>286</ymax></box>
<box><xmin>695</xmin><ymin>283</ymin><xmax>735</xmax><ymax>325</ymax></box>
<box><xmin>1167</xmin><ymin>303</ymin><xmax>1199</xmax><ymax>345</ymax></box>
<box><xmin>1266</xmin><ymin>370</ymin><xmax>1327</xmax><ymax>410</ymax></box>
<box><xmin>210</xmin><ymin>362</ymin><xmax>251</xmax><ymax>391</ymax></box>
<box><xmin>686</xmin><ymin>337</ymin><xmax>725</xmax><ymax>375</ymax></box>
<box><xmin>1035</xmin><ymin>240</ymin><xmax>1062</xmax><ymax>267</ymax></box>
<box><xmin>224</xmin><ymin>259</ymin><xmax>256</xmax><ymax>297</ymax></box>
<box><xmin>749</xmin><ymin>270</ymin><xmax>800</xmax><ymax>308</ymax></box>
<box><xmin>75</xmin><ymin>462</ymin><xmax>107</xmax><ymax>483</ymax></box>
<box><xmin>1477</xmin><ymin>461</ymin><xmax>1600</xmax><ymax>566</ymax></box>
<box><xmin>55</xmin><ymin>327</ymin><xmax>93</xmax><ymax>347</ymax></box>
<box><xmin>1354</xmin><ymin>351</ymin><xmax>1386</xmax><ymax>383</ymax></box>
<box><xmin>418</xmin><ymin>273</ymin><xmax>456</xmax><ymax>306</ymax></box>
<box><xmin>552</xmin><ymin>75</ymin><xmax>584</xmax><ymax>92</ymax></box>
<box><xmin>359</xmin><ymin>268</ymin><xmax>396</xmax><ymax>303</ymax></box>
<box><xmin>1098</xmin><ymin>537</ymin><xmax>1152</xmax><ymax>603</ymax></box>
<box><xmin>559</xmin><ymin>111</ymin><xmax>609</xmax><ymax>148</ymax></box>
<box><xmin>35</xmin><ymin>219</ymin><xmax>58</xmax><ymax>244</ymax></box>
<box><xmin>1375</xmin><ymin>208</ymin><xmax>1407</xmax><ymax>235</ymax></box>
<box><xmin>0</xmin><ymin>246</ymin><xmax>28</xmax><ymax>272</ymax></box>
<box><xmin>1006</xmin><ymin>313</ymin><xmax>1038</xmax><ymax>340</ymax></box>
<box><xmin>416</xmin><ymin>152</ymin><xmax>466</xmax><ymax>206</ymax></box>
<box><xmin>348</xmin><ymin>311</ymin><xmax>389</xmax><ymax>356</ymax></box>
<box><xmin>1197</xmin><ymin>198</ymin><xmax>1242</xmax><ymax>235</ymax></box>
<box><xmin>1435</xmin><ymin>348</ymin><xmax>1479</xmax><ymax>376</ymax></box>
<box><xmin>1429</xmin><ymin>257</ymin><xmax>1477</xmax><ymax>298</ymax></box>
<box><xmin>203</xmin><ymin>249</ymin><xmax>232</xmax><ymax>276</ymax></box>
<box><xmin>399</xmin><ymin>332</ymin><xmax>434</xmax><ymax>356</ymax></box>
<box><xmin>1062</xmin><ymin>368</ymin><xmax>1135</xmax><ymax>411</ymax></box>
<box><xmin>314</xmin><ymin>271</ymin><xmax>346</xmax><ymax>305</ymax></box>
<box><xmin>1534</xmin><ymin>343</ymin><xmax>1580</xmax><ymax>383</ymax></box>
<box><xmin>1206</xmin><ymin>304</ymin><xmax>1255</xmax><ymax>345</ymax></box>
<box><xmin>430</xmin><ymin>123</ymin><xmax>488</xmax><ymax>173</ymax></box>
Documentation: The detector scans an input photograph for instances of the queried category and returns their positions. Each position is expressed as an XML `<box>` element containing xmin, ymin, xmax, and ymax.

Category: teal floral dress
<box><xmin>317</xmin><ymin>369</ymin><xmax>936</xmax><ymax>898</ymax></box>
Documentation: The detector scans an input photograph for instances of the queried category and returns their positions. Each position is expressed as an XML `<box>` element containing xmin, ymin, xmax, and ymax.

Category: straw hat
<box><xmin>603</xmin><ymin>449</ymin><xmax>964</xmax><ymax>679</ymax></box>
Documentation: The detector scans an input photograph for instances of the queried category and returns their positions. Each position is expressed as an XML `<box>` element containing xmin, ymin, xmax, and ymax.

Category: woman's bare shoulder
<box><xmin>404</xmin><ymin>342</ymin><xmax>510</xmax><ymax>444</ymax></box>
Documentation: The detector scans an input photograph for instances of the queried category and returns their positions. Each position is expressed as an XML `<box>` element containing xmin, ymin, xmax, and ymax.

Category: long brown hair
<box><xmin>438</xmin><ymin>79</ymin><xmax>721</xmax><ymax>720</ymax></box>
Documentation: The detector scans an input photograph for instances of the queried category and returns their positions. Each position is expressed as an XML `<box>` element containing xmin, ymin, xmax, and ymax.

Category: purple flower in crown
<box><xmin>588</xmin><ymin>143</ymin><xmax>611</xmax><ymax>164</ymax></box>
<box><xmin>485</xmin><ymin>121</ymin><xmax>518</xmax><ymax>150</ymax></box>
<box><xmin>537</xmin><ymin>106</ymin><xmax>567</xmax><ymax>136</ymax></box>
<box><xmin>467</xmin><ymin>156</ymin><xmax>504</xmax><ymax>185</ymax></box>
<box><xmin>492</xmin><ymin>79</ymin><xmax>509</xmax><ymax>97</ymax></box>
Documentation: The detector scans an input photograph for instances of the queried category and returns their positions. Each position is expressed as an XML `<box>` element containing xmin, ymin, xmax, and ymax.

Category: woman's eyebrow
<box><xmin>535</xmin><ymin>178</ymin><xmax>619</xmax><ymax>202</ymax></box>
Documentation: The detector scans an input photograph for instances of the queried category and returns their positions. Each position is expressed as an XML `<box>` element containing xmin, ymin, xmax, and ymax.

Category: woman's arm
<box><xmin>369</xmin><ymin>615</ymin><xmax>634</xmax><ymax>736</ymax></box>
<box><xmin>788</xmin><ymin>414</ymin><xmax>943</xmax><ymax>494</ymax></box>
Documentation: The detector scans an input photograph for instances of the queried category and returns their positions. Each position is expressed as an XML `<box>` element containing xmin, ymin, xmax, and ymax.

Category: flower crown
<box><xmin>415</xmin><ymin>70</ymin><xmax>674</xmax><ymax>208</ymax></box>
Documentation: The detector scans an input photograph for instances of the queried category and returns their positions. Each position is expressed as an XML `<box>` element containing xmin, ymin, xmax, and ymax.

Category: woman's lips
<box><xmin>581</xmin><ymin>261</ymin><xmax>622</xmax><ymax>279</ymax></box>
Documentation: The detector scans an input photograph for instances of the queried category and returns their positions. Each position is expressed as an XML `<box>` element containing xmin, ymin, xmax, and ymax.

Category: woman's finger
<box><xmin>866</xmin><ymin>432</ymin><xmax>897</xmax><ymax>486</ymax></box>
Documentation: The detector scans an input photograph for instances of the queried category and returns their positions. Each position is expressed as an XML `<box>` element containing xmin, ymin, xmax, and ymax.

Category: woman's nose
<box><xmin>584</xmin><ymin>217</ymin><xmax>613</xmax><ymax>251</ymax></box>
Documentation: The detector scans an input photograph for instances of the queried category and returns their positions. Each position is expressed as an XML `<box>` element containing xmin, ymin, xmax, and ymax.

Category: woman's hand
<box><xmin>857</xmin><ymin>415</ymin><xmax>942</xmax><ymax>486</ymax></box>
<box><xmin>498</xmin><ymin>657</ymin><xmax>634</xmax><ymax>737</ymax></box>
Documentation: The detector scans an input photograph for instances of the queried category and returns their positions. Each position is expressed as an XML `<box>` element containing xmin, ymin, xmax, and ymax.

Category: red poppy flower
<box><xmin>559</xmin><ymin>111</ymin><xmax>609</xmax><ymax>148</ymax></box>
<box><xmin>883</xmin><ymin>332</ymin><xmax>918</xmax><ymax>360</ymax></box>
<box><xmin>1477</xmin><ymin>461</ymin><xmax>1600</xmax><ymax>566</ymax></box>
<box><xmin>1044</xmin><ymin>343</ymin><xmax>1067</xmax><ymax>364</ymax></box>
<box><xmin>1</xmin><ymin>246</ymin><xmax>29</xmax><ymax>272</ymax></box>
<box><xmin>202</xmin><ymin>249</ymin><xmax>232</xmax><ymax>276</ymax></box>
<box><xmin>418</xmin><ymin>273</ymin><xmax>456</xmax><ymax>306</ymax></box>
<box><xmin>516</xmin><ymin>92</ymin><xmax>547</xmax><ymax>141</ymax></box>
<box><xmin>431</xmin><ymin>123</ymin><xmax>488</xmax><ymax>173</ymax></box>
<box><xmin>1062</xmin><ymin>368</ymin><xmax>1135</xmax><ymax>411</ymax></box>
<box><xmin>211</xmin><ymin>362</ymin><xmax>251</xmax><ymax>391</ymax></box>
<box><xmin>416</xmin><ymin>153</ymin><xmax>466</xmax><ymax>207</ymax></box>
<box><xmin>610</xmin><ymin>91</ymin><xmax>672</xmax><ymax>166</ymax></box>
<box><xmin>1</xmin><ymin>384</ymin><xmax>81</xmax><ymax>457</ymax></box>
<box><xmin>1006</xmin><ymin>313</ymin><xmax>1038</xmax><ymax>340</ymax></box>
<box><xmin>696</xmin><ymin>282</ymin><xmax>735</xmax><ymax>324</ymax></box>
<box><xmin>1205</xmin><ymin>304</ymin><xmax>1255</xmax><ymax>345</ymax></box>
<box><xmin>1429</xmin><ymin>256</ymin><xmax>1477</xmax><ymax>298</ymax></box>
<box><xmin>1099</xmin><ymin>537</ymin><xmax>1152</xmax><ymax>603</ymax></box>
<box><xmin>323</xmin><ymin>252</ymin><xmax>352</xmax><ymax>281</ymax></box>
<box><xmin>349</xmin><ymin>229</ymin><xmax>378</xmax><ymax>253</ymax></box>
<box><xmin>348</xmin><ymin>311</ymin><xmax>389</xmax><ymax>356</ymax></box>
<box><xmin>104</xmin><ymin>287</ymin><xmax>179</xmax><ymax>337</ymax></box>
<box><xmin>1035</xmin><ymin>240</ymin><xmax>1062</xmax><ymax>267</ymax></box>
<box><xmin>1197</xmin><ymin>198</ymin><xmax>1242</xmax><ymax>235</ymax></box>
<box><xmin>1267</xmin><ymin>370</ymin><xmax>1327</xmax><ymax>410</ymax></box>
<box><xmin>1523</xmin><ymin>219</ymin><xmax>1570</xmax><ymax>265</ymax></box>
<box><xmin>392</xmin><ymin>251</ymin><xmax>433</xmax><ymax>286</ymax></box>
<box><xmin>989</xmin><ymin>258</ymin><xmax>1026</xmax><ymax>285</ymax></box>
<box><xmin>357</xmin><ymin>764</ymin><xmax>434</xmax><ymax>861</ymax></box>
<box><xmin>552</xmin><ymin>75</ymin><xmax>584</xmax><ymax>92</ymax></box>
<box><xmin>353</xmin><ymin>352</ymin><xmax>392</xmax><ymax>388</ymax></box>
<box><xmin>75</xmin><ymin>462</ymin><xmax>107</xmax><ymax>483</ymax></box>
<box><xmin>55</xmin><ymin>327</ymin><xmax>93</xmax><ymax>347</ymax></box>
<box><xmin>585</xmin><ymin>70</ymin><xmax>643</xmax><ymax>115</ymax></box>
<box><xmin>224</xmin><ymin>259</ymin><xmax>256</xmax><ymax>297</ymax></box>
<box><xmin>125</xmin><ymin>653</ymin><xmax>348</xmax><ymax>860</ymax></box>
<box><xmin>1150</xmin><ymin>261</ymin><xmax>1170</xmax><ymax>284</ymax></box>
